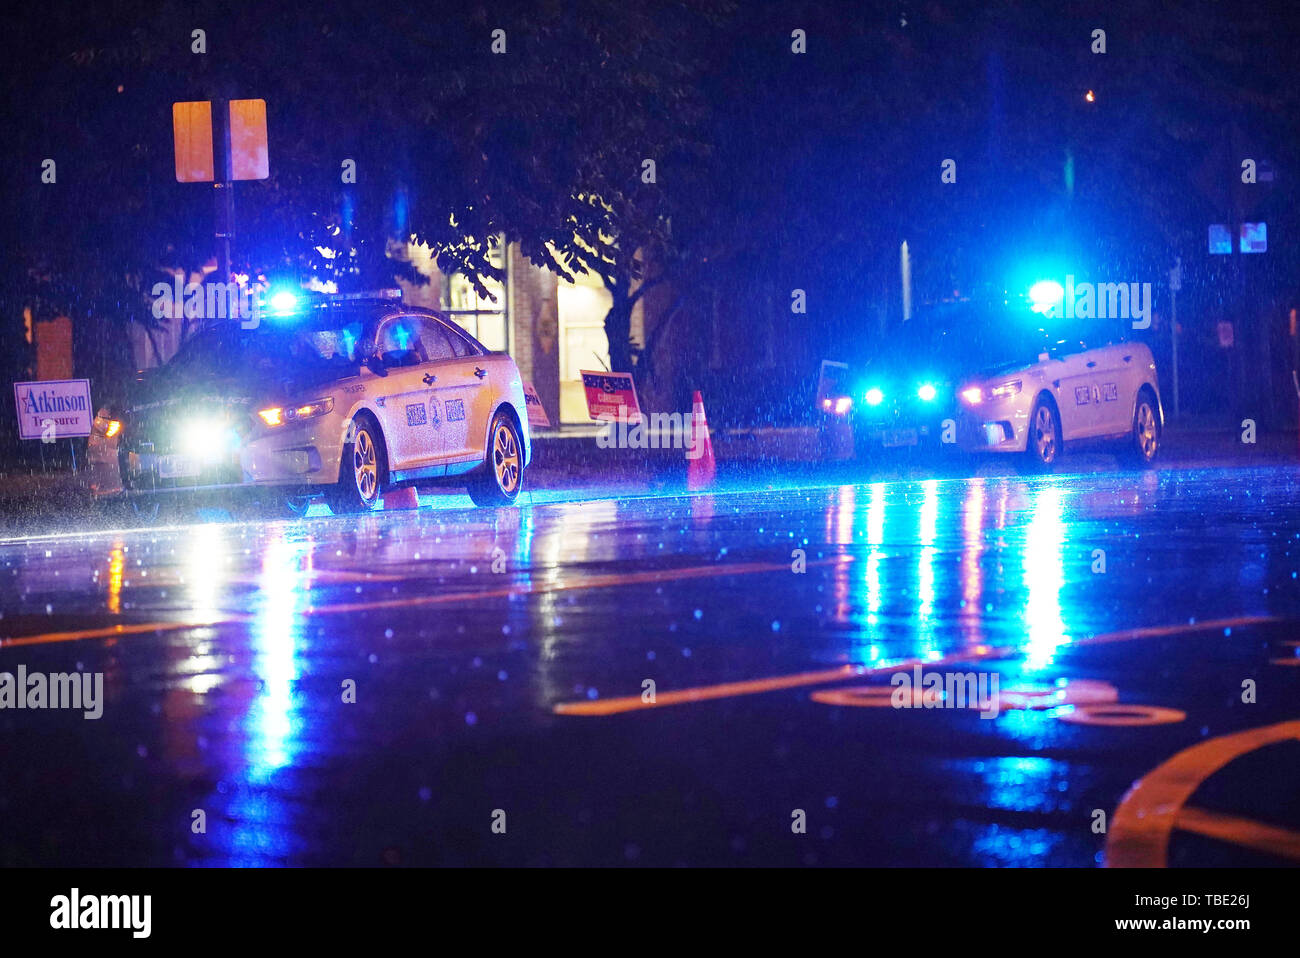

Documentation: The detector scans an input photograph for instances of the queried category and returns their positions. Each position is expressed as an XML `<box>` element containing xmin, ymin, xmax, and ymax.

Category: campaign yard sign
<box><xmin>13</xmin><ymin>379</ymin><xmax>94</xmax><ymax>440</ymax></box>
<box><xmin>521</xmin><ymin>381</ymin><xmax>551</xmax><ymax>429</ymax></box>
<box><xmin>580</xmin><ymin>370</ymin><xmax>642</xmax><ymax>423</ymax></box>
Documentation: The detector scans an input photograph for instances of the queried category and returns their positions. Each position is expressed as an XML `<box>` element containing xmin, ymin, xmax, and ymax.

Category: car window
<box><xmin>376</xmin><ymin>316</ymin><xmax>455</xmax><ymax>368</ymax></box>
<box><xmin>442</xmin><ymin>321</ymin><xmax>474</xmax><ymax>358</ymax></box>
<box><xmin>1041</xmin><ymin>318</ymin><xmax>1126</xmax><ymax>356</ymax></box>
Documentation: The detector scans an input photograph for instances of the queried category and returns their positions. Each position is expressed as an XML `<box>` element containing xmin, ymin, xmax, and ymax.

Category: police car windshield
<box><xmin>877</xmin><ymin>303</ymin><xmax>1050</xmax><ymax>373</ymax></box>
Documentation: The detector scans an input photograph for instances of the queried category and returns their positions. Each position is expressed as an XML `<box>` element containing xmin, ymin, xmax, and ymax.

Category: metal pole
<box><xmin>214</xmin><ymin>98</ymin><xmax>234</xmax><ymax>282</ymax></box>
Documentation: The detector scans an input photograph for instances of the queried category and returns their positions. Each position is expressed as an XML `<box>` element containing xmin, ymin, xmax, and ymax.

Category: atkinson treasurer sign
<box><xmin>13</xmin><ymin>379</ymin><xmax>94</xmax><ymax>440</ymax></box>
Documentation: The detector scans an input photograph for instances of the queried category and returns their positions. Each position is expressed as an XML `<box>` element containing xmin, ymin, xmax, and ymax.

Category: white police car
<box><xmin>87</xmin><ymin>290</ymin><xmax>531</xmax><ymax>515</ymax></box>
<box><xmin>848</xmin><ymin>299</ymin><xmax>1163</xmax><ymax>470</ymax></box>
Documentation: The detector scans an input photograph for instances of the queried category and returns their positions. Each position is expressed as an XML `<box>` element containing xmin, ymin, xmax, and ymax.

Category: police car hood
<box><xmin>125</xmin><ymin>356</ymin><xmax>339</xmax><ymax>415</ymax></box>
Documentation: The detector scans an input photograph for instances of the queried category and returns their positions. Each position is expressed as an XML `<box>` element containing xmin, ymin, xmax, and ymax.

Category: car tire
<box><xmin>467</xmin><ymin>411</ymin><xmax>525</xmax><ymax>507</ymax></box>
<box><xmin>326</xmin><ymin>414</ymin><xmax>387</xmax><ymax>514</ymax></box>
<box><xmin>1020</xmin><ymin>395</ymin><xmax>1062</xmax><ymax>472</ymax></box>
<box><xmin>1120</xmin><ymin>389</ymin><xmax>1161</xmax><ymax>469</ymax></box>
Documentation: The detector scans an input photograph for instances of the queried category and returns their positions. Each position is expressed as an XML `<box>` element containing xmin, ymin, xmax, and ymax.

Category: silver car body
<box><xmin>953</xmin><ymin>339</ymin><xmax>1162</xmax><ymax>454</ymax></box>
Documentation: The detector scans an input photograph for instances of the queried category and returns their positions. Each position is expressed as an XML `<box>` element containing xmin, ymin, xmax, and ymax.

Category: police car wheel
<box><xmin>1022</xmin><ymin>397</ymin><xmax>1061</xmax><ymax>471</ymax></box>
<box><xmin>467</xmin><ymin>413</ymin><xmax>524</xmax><ymax>507</ymax></box>
<box><xmin>327</xmin><ymin>415</ymin><xmax>387</xmax><ymax>514</ymax></box>
<box><xmin>1121</xmin><ymin>391</ymin><xmax>1161</xmax><ymax>468</ymax></box>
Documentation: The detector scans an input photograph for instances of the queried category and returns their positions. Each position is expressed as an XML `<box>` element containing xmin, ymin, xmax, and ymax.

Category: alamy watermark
<box><xmin>891</xmin><ymin>665</ymin><xmax>1001</xmax><ymax>719</ymax></box>
<box><xmin>0</xmin><ymin>665</ymin><xmax>103</xmax><ymax>719</ymax></box>
<box><xmin>1034</xmin><ymin>275</ymin><xmax>1153</xmax><ymax>329</ymax></box>
<box><xmin>596</xmin><ymin>407</ymin><xmax>708</xmax><ymax>460</ymax></box>
<box><xmin>50</xmin><ymin>888</ymin><xmax>151</xmax><ymax>938</ymax></box>
<box><xmin>151</xmin><ymin>276</ymin><xmax>261</xmax><ymax>329</ymax></box>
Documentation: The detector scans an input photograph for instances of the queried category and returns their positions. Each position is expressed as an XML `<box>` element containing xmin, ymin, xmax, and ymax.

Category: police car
<box><xmin>847</xmin><ymin>299</ymin><xmax>1163</xmax><ymax>470</ymax></box>
<box><xmin>87</xmin><ymin>290</ymin><xmax>531</xmax><ymax>515</ymax></box>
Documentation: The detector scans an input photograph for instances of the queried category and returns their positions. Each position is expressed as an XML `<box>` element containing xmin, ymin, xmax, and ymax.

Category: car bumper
<box><xmin>94</xmin><ymin>420</ymin><xmax>345</xmax><ymax>498</ymax></box>
<box><xmin>952</xmin><ymin>398</ymin><xmax>1032</xmax><ymax>453</ymax></box>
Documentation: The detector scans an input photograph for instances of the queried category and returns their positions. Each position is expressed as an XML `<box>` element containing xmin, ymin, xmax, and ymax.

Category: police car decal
<box><xmin>1074</xmin><ymin>386</ymin><xmax>1091</xmax><ymax>405</ymax></box>
<box><xmin>406</xmin><ymin>403</ymin><xmax>427</xmax><ymax>426</ymax></box>
<box><xmin>446</xmin><ymin>399</ymin><xmax>466</xmax><ymax>422</ymax></box>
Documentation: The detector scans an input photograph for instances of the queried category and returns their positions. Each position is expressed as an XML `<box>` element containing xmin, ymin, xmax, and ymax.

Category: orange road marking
<box><xmin>1174</xmin><ymin>805</ymin><xmax>1300</xmax><ymax>862</ymax></box>
<box><xmin>1055</xmin><ymin>704</ymin><xmax>1185</xmax><ymax>726</ymax></box>
<box><xmin>553</xmin><ymin>616</ymin><xmax>1281</xmax><ymax>716</ymax></box>
<box><xmin>1107</xmin><ymin>720</ymin><xmax>1300</xmax><ymax>868</ymax></box>
<box><xmin>1068</xmin><ymin>616</ymin><xmax>1280</xmax><ymax>647</ymax></box>
<box><xmin>556</xmin><ymin>664</ymin><xmax>869</xmax><ymax>715</ymax></box>
<box><xmin>555</xmin><ymin>648</ymin><xmax>1021</xmax><ymax>716</ymax></box>
<box><xmin>0</xmin><ymin>617</ymin><xmax>247</xmax><ymax>649</ymax></box>
<box><xmin>0</xmin><ymin>557</ymin><xmax>851</xmax><ymax>650</ymax></box>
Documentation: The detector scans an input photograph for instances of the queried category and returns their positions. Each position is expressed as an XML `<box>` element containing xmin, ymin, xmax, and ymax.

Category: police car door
<box><xmin>1050</xmin><ymin>329</ymin><xmax>1104</xmax><ymax>439</ymax></box>
<box><xmin>1087</xmin><ymin>319</ymin><xmax>1140</xmax><ymax>437</ymax></box>
<box><xmin>425</xmin><ymin>318</ymin><xmax>491</xmax><ymax>466</ymax></box>
<box><xmin>369</xmin><ymin>315</ymin><xmax>445</xmax><ymax>471</ymax></box>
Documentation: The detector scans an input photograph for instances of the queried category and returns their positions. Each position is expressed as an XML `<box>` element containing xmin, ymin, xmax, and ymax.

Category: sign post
<box><xmin>173</xmin><ymin>98</ymin><xmax>269</xmax><ymax>282</ymax></box>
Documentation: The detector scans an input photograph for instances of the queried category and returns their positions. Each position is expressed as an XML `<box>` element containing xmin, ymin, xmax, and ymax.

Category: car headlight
<box><xmin>917</xmin><ymin>383</ymin><xmax>937</xmax><ymax>402</ymax></box>
<box><xmin>176</xmin><ymin>417</ymin><xmax>242</xmax><ymax>459</ymax></box>
<box><xmin>864</xmin><ymin>387</ymin><xmax>885</xmax><ymax>406</ymax></box>
<box><xmin>960</xmin><ymin>381</ymin><xmax>1022</xmax><ymax>406</ymax></box>
<box><xmin>258</xmin><ymin>397</ymin><xmax>334</xmax><ymax>427</ymax></box>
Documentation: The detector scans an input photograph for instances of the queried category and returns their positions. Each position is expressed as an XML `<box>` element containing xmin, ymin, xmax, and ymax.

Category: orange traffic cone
<box><xmin>686</xmin><ymin>390</ymin><xmax>716</xmax><ymax>490</ymax></box>
<box><xmin>382</xmin><ymin>486</ymin><xmax>420</xmax><ymax>510</ymax></box>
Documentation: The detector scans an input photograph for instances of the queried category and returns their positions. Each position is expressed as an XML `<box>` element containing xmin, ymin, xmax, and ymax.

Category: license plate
<box><xmin>882</xmin><ymin>429</ymin><xmax>918</xmax><ymax>448</ymax></box>
<box><xmin>156</xmin><ymin>454</ymin><xmax>199</xmax><ymax>479</ymax></box>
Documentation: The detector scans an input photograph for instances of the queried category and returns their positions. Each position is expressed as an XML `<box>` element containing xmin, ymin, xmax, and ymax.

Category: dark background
<box><xmin>2</xmin><ymin>0</ymin><xmax>1299</xmax><ymax>461</ymax></box>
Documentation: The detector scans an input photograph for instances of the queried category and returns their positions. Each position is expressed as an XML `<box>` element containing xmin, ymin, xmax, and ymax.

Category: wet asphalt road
<box><xmin>2</xmin><ymin>464</ymin><xmax>1299</xmax><ymax>867</ymax></box>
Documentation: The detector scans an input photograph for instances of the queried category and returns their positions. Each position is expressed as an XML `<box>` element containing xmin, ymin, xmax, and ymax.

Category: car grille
<box><xmin>119</xmin><ymin>404</ymin><xmax>247</xmax><ymax>491</ymax></box>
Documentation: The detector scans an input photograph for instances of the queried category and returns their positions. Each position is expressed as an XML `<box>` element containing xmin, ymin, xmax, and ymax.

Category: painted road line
<box><xmin>0</xmin><ymin>617</ymin><xmax>247</xmax><ymax>650</ymax></box>
<box><xmin>555</xmin><ymin>648</ymin><xmax>1021</xmax><ymax>716</ymax></box>
<box><xmin>1068</xmin><ymin>616</ymin><xmax>1280</xmax><ymax>647</ymax></box>
<box><xmin>555</xmin><ymin>664</ymin><xmax>871</xmax><ymax>716</ymax></box>
<box><xmin>0</xmin><ymin>556</ymin><xmax>853</xmax><ymax>651</ymax></box>
<box><xmin>1173</xmin><ymin>806</ymin><xmax>1300</xmax><ymax>863</ymax></box>
<box><xmin>1107</xmin><ymin>720</ymin><xmax>1300</xmax><ymax>868</ymax></box>
<box><xmin>552</xmin><ymin>616</ymin><xmax>1282</xmax><ymax>716</ymax></box>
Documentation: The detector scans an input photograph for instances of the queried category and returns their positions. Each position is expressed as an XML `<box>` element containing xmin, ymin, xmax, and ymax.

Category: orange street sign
<box><xmin>229</xmin><ymin>98</ymin><xmax>269</xmax><ymax>180</ymax></box>
<box><xmin>172</xmin><ymin>101</ymin><xmax>214</xmax><ymax>182</ymax></box>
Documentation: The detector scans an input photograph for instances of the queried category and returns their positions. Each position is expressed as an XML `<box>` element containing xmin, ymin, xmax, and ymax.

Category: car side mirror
<box><xmin>365</xmin><ymin>355</ymin><xmax>388</xmax><ymax>377</ymax></box>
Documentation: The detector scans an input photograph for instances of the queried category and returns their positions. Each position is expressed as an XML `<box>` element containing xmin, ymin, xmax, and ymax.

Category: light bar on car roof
<box><xmin>324</xmin><ymin>289</ymin><xmax>402</xmax><ymax>302</ymax></box>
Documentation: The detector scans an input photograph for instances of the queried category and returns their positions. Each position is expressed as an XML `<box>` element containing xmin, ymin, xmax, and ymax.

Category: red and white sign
<box><xmin>815</xmin><ymin>359</ymin><xmax>850</xmax><ymax>411</ymax></box>
<box><xmin>522</xmin><ymin>381</ymin><xmax>551</xmax><ymax>428</ymax></box>
<box><xmin>580</xmin><ymin>370</ymin><xmax>642</xmax><ymax>423</ymax></box>
<box><xmin>13</xmin><ymin>379</ymin><xmax>94</xmax><ymax>440</ymax></box>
